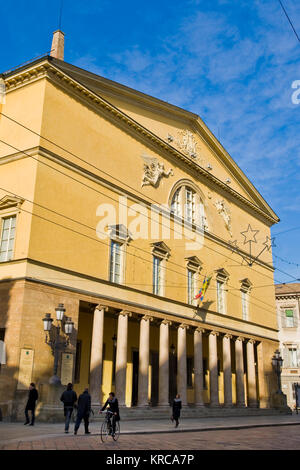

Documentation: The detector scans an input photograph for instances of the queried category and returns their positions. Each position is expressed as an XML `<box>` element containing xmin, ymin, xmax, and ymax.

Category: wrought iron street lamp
<box><xmin>42</xmin><ymin>304</ymin><xmax>74</xmax><ymax>385</ymax></box>
<box><xmin>272</xmin><ymin>349</ymin><xmax>284</xmax><ymax>394</ymax></box>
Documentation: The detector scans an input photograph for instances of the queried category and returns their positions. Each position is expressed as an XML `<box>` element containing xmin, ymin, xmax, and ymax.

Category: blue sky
<box><xmin>1</xmin><ymin>0</ymin><xmax>299</xmax><ymax>284</ymax></box>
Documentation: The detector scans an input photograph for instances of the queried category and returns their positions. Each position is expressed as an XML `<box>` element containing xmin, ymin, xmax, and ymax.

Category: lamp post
<box><xmin>42</xmin><ymin>304</ymin><xmax>74</xmax><ymax>385</ymax></box>
<box><xmin>272</xmin><ymin>349</ymin><xmax>284</xmax><ymax>394</ymax></box>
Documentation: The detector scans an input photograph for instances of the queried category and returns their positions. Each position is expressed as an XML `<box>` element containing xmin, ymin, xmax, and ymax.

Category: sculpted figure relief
<box><xmin>141</xmin><ymin>154</ymin><xmax>173</xmax><ymax>188</ymax></box>
<box><xmin>214</xmin><ymin>199</ymin><xmax>232</xmax><ymax>236</ymax></box>
<box><xmin>178</xmin><ymin>130</ymin><xmax>198</xmax><ymax>158</ymax></box>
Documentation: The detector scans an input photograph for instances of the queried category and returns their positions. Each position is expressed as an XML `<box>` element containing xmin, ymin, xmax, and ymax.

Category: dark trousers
<box><xmin>64</xmin><ymin>407</ymin><xmax>73</xmax><ymax>431</ymax></box>
<box><xmin>109</xmin><ymin>415</ymin><xmax>116</xmax><ymax>434</ymax></box>
<box><xmin>25</xmin><ymin>405</ymin><xmax>35</xmax><ymax>424</ymax></box>
<box><xmin>74</xmin><ymin>412</ymin><xmax>89</xmax><ymax>433</ymax></box>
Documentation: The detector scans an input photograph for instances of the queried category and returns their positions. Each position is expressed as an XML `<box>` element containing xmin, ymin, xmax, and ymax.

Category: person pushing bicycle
<box><xmin>100</xmin><ymin>392</ymin><xmax>120</xmax><ymax>437</ymax></box>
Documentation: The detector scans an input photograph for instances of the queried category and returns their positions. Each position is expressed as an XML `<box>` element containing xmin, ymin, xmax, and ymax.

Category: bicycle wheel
<box><xmin>100</xmin><ymin>421</ymin><xmax>110</xmax><ymax>443</ymax></box>
<box><xmin>112</xmin><ymin>421</ymin><xmax>120</xmax><ymax>441</ymax></box>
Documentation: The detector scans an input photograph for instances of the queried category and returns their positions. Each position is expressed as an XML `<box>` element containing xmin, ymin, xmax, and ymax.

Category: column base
<box><xmin>194</xmin><ymin>403</ymin><xmax>205</xmax><ymax>407</ymax></box>
<box><xmin>223</xmin><ymin>403</ymin><xmax>233</xmax><ymax>408</ymax></box>
<box><xmin>236</xmin><ymin>402</ymin><xmax>246</xmax><ymax>408</ymax></box>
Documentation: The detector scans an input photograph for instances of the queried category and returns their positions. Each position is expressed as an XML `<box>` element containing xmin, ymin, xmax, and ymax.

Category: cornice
<box><xmin>3</xmin><ymin>58</ymin><xmax>279</xmax><ymax>226</ymax></box>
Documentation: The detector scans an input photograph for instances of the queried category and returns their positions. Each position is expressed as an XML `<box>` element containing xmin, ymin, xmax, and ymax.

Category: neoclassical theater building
<box><xmin>0</xmin><ymin>32</ymin><xmax>286</xmax><ymax>420</ymax></box>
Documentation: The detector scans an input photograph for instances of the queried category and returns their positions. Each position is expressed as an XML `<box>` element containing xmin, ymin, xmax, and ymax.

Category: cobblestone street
<box><xmin>1</xmin><ymin>424</ymin><xmax>300</xmax><ymax>450</ymax></box>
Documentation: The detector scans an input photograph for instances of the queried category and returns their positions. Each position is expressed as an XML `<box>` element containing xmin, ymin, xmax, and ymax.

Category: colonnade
<box><xmin>89</xmin><ymin>306</ymin><xmax>258</xmax><ymax>407</ymax></box>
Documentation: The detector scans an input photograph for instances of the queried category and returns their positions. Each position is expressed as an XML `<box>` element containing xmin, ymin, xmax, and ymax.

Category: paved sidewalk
<box><xmin>1</xmin><ymin>413</ymin><xmax>300</xmax><ymax>446</ymax></box>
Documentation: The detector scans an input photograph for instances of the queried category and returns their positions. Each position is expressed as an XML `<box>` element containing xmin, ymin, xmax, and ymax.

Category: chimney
<box><xmin>50</xmin><ymin>30</ymin><xmax>65</xmax><ymax>61</ymax></box>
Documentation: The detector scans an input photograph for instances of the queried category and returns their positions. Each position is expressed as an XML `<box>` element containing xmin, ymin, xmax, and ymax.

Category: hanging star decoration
<box><xmin>262</xmin><ymin>235</ymin><xmax>276</xmax><ymax>252</ymax></box>
<box><xmin>228</xmin><ymin>225</ymin><xmax>276</xmax><ymax>267</ymax></box>
<box><xmin>240</xmin><ymin>225</ymin><xmax>259</xmax><ymax>245</ymax></box>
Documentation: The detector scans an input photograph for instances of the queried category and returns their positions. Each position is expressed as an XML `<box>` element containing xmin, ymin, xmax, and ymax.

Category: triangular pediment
<box><xmin>215</xmin><ymin>268</ymin><xmax>230</xmax><ymax>279</ymax></box>
<box><xmin>46</xmin><ymin>58</ymin><xmax>278</xmax><ymax>224</ymax></box>
<box><xmin>151</xmin><ymin>241</ymin><xmax>171</xmax><ymax>257</ymax></box>
<box><xmin>3</xmin><ymin>56</ymin><xmax>279</xmax><ymax>225</ymax></box>
<box><xmin>0</xmin><ymin>195</ymin><xmax>24</xmax><ymax>210</ymax></box>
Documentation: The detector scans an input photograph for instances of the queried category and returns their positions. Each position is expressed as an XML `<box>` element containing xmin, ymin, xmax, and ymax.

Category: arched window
<box><xmin>170</xmin><ymin>182</ymin><xmax>206</xmax><ymax>228</ymax></box>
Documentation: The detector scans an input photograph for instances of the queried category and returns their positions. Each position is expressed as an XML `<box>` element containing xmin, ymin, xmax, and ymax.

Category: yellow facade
<box><xmin>0</xmin><ymin>55</ymin><xmax>284</xmax><ymax>419</ymax></box>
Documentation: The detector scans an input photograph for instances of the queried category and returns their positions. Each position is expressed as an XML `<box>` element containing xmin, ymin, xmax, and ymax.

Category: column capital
<box><xmin>179</xmin><ymin>323</ymin><xmax>190</xmax><ymax>330</ymax></box>
<box><xmin>223</xmin><ymin>333</ymin><xmax>233</xmax><ymax>339</ymax></box>
<box><xmin>235</xmin><ymin>336</ymin><xmax>245</xmax><ymax>342</ymax></box>
<box><xmin>140</xmin><ymin>314</ymin><xmax>153</xmax><ymax>322</ymax></box>
<box><xmin>209</xmin><ymin>330</ymin><xmax>219</xmax><ymax>337</ymax></box>
<box><xmin>161</xmin><ymin>319</ymin><xmax>172</xmax><ymax>326</ymax></box>
<box><xmin>195</xmin><ymin>327</ymin><xmax>206</xmax><ymax>334</ymax></box>
<box><xmin>247</xmin><ymin>338</ymin><xmax>256</xmax><ymax>344</ymax></box>
<box><xmin>95</xmin><ymin>304</ymin><xmax>109</xmax><ymax>312</ymax></box>
<box><xmin>119</xmin><ymin>310</ymin><xmax>132</xmax><ymax>317</ymax></box>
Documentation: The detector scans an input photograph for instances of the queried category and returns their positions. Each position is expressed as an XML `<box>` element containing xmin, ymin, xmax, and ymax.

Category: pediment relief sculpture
<box><xmin>141</xmin><ymin>154</ymin><xmax>173</xmax><ymax>188</ymax></box>
<box><xmin>214</xmin><ymin>199</ymin><xmax>232</xmax><ymax>237</ymax></box>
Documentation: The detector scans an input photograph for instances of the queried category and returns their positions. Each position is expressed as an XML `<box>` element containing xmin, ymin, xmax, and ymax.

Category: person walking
<box><xmin>171</xmin><ymin>394</ymin><xmax>182</xmax><ymax>428</ymax></box>
<box><xmin>100</xmin><ymin>392</ymin><xmax>120</xmax><ymax>437</ymax></box>
<box><xmin>24</xmin><ymin>383</ymin><xmax>38</xmax><ymax>426</ymax></box>
<box><xmin>60</xmin><ymin>383</ymin><xmax>77</xmax><ymax>433</ymax></box>
<box><xmin>74</xmin><ymin>388</ymin><xmax>91</xmax><ymax>435</ymax></box>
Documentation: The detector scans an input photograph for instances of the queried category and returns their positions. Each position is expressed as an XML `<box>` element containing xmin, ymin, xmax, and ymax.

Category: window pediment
<box><xmin>185</xmin><ymin>256</ymin><xmax>202</xmax><ymax>272</ymax></box>
<box><xmin>151</xmin><ymin>241</ymin><xmax>171</xmax><ymax>259</ymax></box>
<box><xmin>215</xmin><ymin>268</ymin><xmax>229</xmax><ymax>281</ymax></box>
<box><xmin>108</xmin><ymin>224</ymin><xmax>131</xmax><ymax>243</ymax></box>
<box><xmin>0</xmin><ymin>195</ymin><xmax>24</xmax><ymax>211</ymax></box>
<box><xmin>240</xmin><ymin>278</ymin><xmax>252</xmax><ymax>292</ymax></box>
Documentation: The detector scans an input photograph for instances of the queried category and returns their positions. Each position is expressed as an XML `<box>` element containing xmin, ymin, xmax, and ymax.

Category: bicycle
<box><xmin>100</xmin><ymin>410</ymin><xmax>120</xmax><ymax>442</ymax></box>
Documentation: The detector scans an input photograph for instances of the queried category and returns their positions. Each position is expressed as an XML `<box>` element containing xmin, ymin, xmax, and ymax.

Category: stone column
<box><xmin>247</xmin><ymin>339</ymin><xmax>257</xmax><ymax>407</ymax></box>
<box><xmin>209</xmin><ymin>331</ymin><xmax>219</xmax><ymax>406</ymax></box>
<box><xmin>194</xmin><ymin>328</ymin><xmax>205</xmax><ymax>406</ymax></box>
<box><xmin>223</xmin><ymin>334</ymin><xmax>233</xmax><ymax>407</ymax></box>
<box><xmin>235</xmin><ymin>337</ymin><xmax>245</xmax><ymax>407</ymax></box>
<box><xmin>89</xmin><ymin>305</ymin><xmax>107</xmax><ymax>404</ymax></box>
<box><xmin>158</xmin><ymin>319</ymin><xmax>171</xmax><ymax>406</ymax></box>
<box><xmin>177</xmin><ymin>324</ymin><xmax>189</xmax><ymax>406</ymax></box>
<box><xmin>115</xmin><ymin>311</ymin><xmax>131</xmax><ymax>406</ymax></box>
<box><xmin>137</xmin><ymin>315</ymin><xmax>152</xmax><ymax>407</ymax></box>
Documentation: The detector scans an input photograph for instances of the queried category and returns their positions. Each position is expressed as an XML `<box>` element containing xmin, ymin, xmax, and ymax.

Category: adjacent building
<box><xmin>276</xmin><ymin>283</ymin><xmax>300</xmax><ymax>409</ymax></box>
<box><xmin>0</xmin><ymin>32</ymin><xmax>286</xmax><ymax>420</ymax></box>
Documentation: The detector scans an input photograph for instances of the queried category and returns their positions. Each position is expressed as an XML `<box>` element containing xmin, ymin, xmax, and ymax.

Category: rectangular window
<box><xmin>109</xmin><ymin>240</ymin><xmax>122</xmax><ymax>284</ymax></box>
<box><xmin>0</xmin><ymin>215</ymin><xmax>16</xmax><ymax>262</ymax></box>
<box><xmin>217</xmin><ymin>280</ymin><xmax>225</xmax><ymax>314</ymax></box>
<box><xmin>241</xmin><ymin>290</ymin><xmax>249</xmax><ymax>321</ymax></box>
<box><xmin>185</xmin><ymin>188</ymin><xmax>195</xmax><ymax>224</ymax></box>
<box><xmin>289</xmin><ymin>348</ymin><xmax>298</xmax><ymax>367</ymax></box>
<box><xmin>171</xmin><ymin>189</ymin><xmax>181</xmax><ymax>217</ymax></box>
<box><xmin>153</xmin><ymin>256</ymin><xmax>163</xmax><ymax>296</ymax></box>
<box><xmin>187</xmin><ymin>269</ymin><xmax>196</xmax><ymax>305</ymax></box>
<box><xmin>285</xmin><ymin>309</ymin><xmax>295</xmax><ymax>328</ymax></box>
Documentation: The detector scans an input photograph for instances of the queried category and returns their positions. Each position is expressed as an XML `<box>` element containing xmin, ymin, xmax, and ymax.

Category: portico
<box><xmin>79</xmin><ymin>302</ymin><xmax>260</xmax><ymax>409</ymax></box>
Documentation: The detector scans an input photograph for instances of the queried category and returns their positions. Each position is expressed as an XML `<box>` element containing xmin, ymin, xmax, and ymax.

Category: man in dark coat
<box><xmin>171</xmin><ymin>394</ymin><xmax>182</xmax><ymax>428</ymax></box>
<box><xmin>24</xmin><ymin>383</ymin><xmax>38</xmax><ymax>426</ymax></box>
<box><xmin>60</xmin><ymin>383</ymin><xmax>77</xmax><ymax>433</ymax></box>
<box><xmin>74</xmin><ymin>388</ymin><xmax>91</xmax><ymax>435</ymax></box>
<box><xmin>100</xmin><ymin>392</ymin><xmax>120</xmax><ymax>436</ymax></box>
